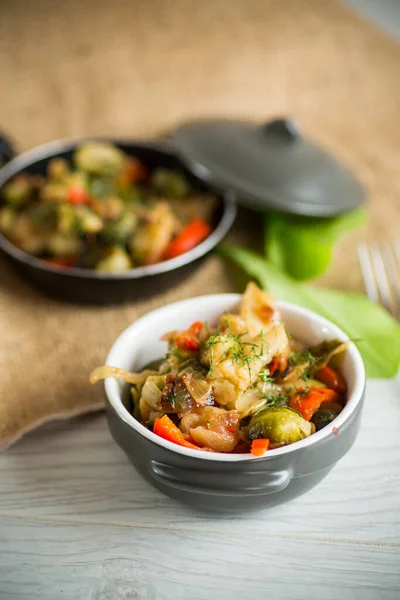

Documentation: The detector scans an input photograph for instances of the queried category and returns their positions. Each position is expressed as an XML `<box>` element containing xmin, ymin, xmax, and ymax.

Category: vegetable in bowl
<box><xmin>91</xmin><ymin>283</ymin><xmax>348</xmax><ymax>456</ymax></box>
<box><xmin>0</xmin><ymin>141</ymin><xmax>216</xmax><ymax>272</ymax></box>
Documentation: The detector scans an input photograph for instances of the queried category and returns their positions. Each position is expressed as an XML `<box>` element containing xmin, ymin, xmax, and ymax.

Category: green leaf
<box><xmin>264</xmin><ymin>209</ymin><xmax>367</xmax><ymax>281</ymax></box>
<box><xmin>219</xmin><ymin>244</ymin><xmax>400</xmax><ymax>378</ymax></box>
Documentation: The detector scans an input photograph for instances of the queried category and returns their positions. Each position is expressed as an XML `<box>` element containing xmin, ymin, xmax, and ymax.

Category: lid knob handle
<box><xmin>261</xmin><ymin>118</ymin><xmax>301</xmax><ymax>143</ymax></box>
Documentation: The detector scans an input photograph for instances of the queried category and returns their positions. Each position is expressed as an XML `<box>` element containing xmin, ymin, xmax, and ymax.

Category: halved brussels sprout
<box><xmin>92</xmin><ymin>196</ymin><xmax>124</xmax><ymax>221</ymax></box>
<box><xmin>74</xmin><ymin>206</ymin><xmax>103</xmax><ymax>234</ymax></box>
<box><xmin>0</xmin><ymin>206</ymin><xmax>17</xmax><ymax>234</ymax></box>
<box><xmin>29</xmin><ymin>203</ymin><xmax>58</xmax><ymax>230</ymax></box>
<box><xmin>101</xmin><ymin>212</ymin><xmax>137</xmax><ymax>244</ymax></box>
<box><xmin>95</xmin><ymin>246</ymin><xmax>132</xmax><ymax>273</ymax></box>
<box><xmin>74</xmin><ymin>142</ymin><xmax>125</xmax><ymax>176</ymax></box>
<box><xmin>40</xmin><ymin>182</ymin><xmax>68</xmax><ymax>204</ymax></box>
<box><xmin>130</xmin><ymin>202</ymin><xmax>178</xmax><ymax>265</ymax></box>
<box><xmin>10</xmin><ymin>213</ymin><xmax>47</xmax><ymax>254</ymax></box>
<box><xmin>311</xmin><ymin>402</ymin><xmax>343</xmax><ymax>431</ymax></box>
<box><xmin>150</xmin><ymin>168</ymin><xmax>189</xmax><ymax>198</ymax></box>
<box><xmin>248</xmin><ymin>406</ymin><xmax>314</xmax><ymax>445</ymax></box>
<box><xmin>47</xmin><ymin>232</ymin><xmax>81</xmax><ymax>257</ymax></box>
<box><xmin>47</xmin><ymin>158</ymin><xmax>70</xmax><ymax>181</ymax></box>
<box><xmin>2</xmin><ymin>175</ymin><xmax>32</xmax><ymax>207</ymax></box>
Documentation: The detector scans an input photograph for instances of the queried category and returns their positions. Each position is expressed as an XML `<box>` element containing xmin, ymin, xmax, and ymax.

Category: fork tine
<box><xmin>369</xmin><ymin>243</ymin><xmax>394</xmax><ymax>314</ymax></box>
<box><xmin>357</xmin><ymin>243</ymin><xmax>379</xmax><ymax>303</ymax></box>
<box><xmin>382</xmin><ymin>243</ymin><xmax>400</xmax><ymax>318</ymax></box>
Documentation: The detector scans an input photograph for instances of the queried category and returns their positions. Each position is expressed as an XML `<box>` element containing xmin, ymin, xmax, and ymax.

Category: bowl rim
<box><xmin>0</xmin><ymin>136</ymin><xmax>237</xmax><ymax>280</ymax></box>
<box><xmin>104</xmin><ymin>293</ymin><xmax>366</xmax><ymax>462</ymax></box>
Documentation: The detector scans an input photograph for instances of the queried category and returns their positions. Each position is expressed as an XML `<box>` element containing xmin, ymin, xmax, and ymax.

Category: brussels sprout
<box><xmin>0</xmin><ymin>206</ymin><xmax>17</xmax><ymax>234</ymax></box>
<box><xmin>2</xmin><ymin>175</ymin><xmax>32</xmax><ymax>207</ymax></box>
<box><xmin>311</xmin><ymin>402</ymin><xmax>343</xmax><ymax>432</ymax></box>
<box><xmin>11</xmin><ymin>214</ymin><xmax>47</xmax><ymax>254</ymax></box>
<box><xmin>248</xmin><ymin>406</ymin><xmax>313</xmax><ymax>445</ymax></box>
<box><xmin>40</xmin><ymin>183</ymin><xmax>68</xmax><ymax>203</ymax></box>
<box><xmin>74</xmin><ymin>206</ymin><xmax>103</xmax><ymax>234</ymax></box>
<box><xmin>47</xmin><ymin>233</ymin><xmax>81</xmax><ymax>257</ymax></box>
<box><xmin>29</xmin><ymin>203</ymin><xmax>58</xmax><ymax>230</ymax></box>
<box><xmin>58</xmin><ymin>204</ymin><xmax>77</xmax><ymax>234</ymax></box>
<box><xmin>95</xmin><ymin>246</ymin><xmax>132</xmax><ymax>273</ymax></box>
<box><xmin>130</xmin><ymin>202</ymin><xmax>177</xmax><ymax>265</ymax></box>
<box><xmin>74</xmin><ymin>142</ymin><xmax>125</xmax><ymax>176</ymax></box>
<box><xmin>89</xmin><ymin>177</ymin><xmax>116</xmax><ymax>199</ymax></box>
<box><xmin>92</xmin><ymin>196</ymin><xmax>124</xmax><ymax>220</ymax></box>
<box><xmin>150</xmin><ymin>168</ymin><xmax>189</xmax><ymax>198</ymax></box>
<box><xmin>76</xmin><ymin>243</ymin><xmax>106</xmax><ymax>269</ymax></box>
<box><xmin>47</xmin><ymin>158</ymin><xmax>70</xmax><ymax>181</ymax></box>
<box><xmin>66</xmin><ymin>171</ymin><xmax>89</xmax><ymax>190</ymax></box>
<box><xmin>101</xmin><ymin>212</ymin><xmax>137</xmax><ymax>244</ymax></box>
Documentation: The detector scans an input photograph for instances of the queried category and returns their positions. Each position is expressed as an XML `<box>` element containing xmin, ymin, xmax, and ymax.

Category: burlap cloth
<box><xmin>1</xmin><ymin>0</ymin><xmax>399</xmax><ymax>449</ymax></box>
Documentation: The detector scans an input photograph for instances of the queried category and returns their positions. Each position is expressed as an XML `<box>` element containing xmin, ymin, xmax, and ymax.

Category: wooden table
<box><xmin>1</xmin><ymin>376</ymin><xmax>399</xmax><ymax>599</ymax></box>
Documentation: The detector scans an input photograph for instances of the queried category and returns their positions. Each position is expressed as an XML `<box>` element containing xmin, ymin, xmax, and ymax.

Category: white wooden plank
<box><xmin>0</xmin><ymin>516</ymin><xmax>399</xmax><ymax>600</ymax></box>
<box><xmin>0</xmin><ymin>380</ymin><xmax>399</xmax><ymax>543</ymax></box>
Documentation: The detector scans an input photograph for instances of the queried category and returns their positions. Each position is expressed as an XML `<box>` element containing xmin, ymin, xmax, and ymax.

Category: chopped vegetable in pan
<box><xmin>90</xmin><ymin>283</ymin><xmax>348</xmax><ymax>454</ymax></box>
<box><xmin>0</xmin><ymin>142</ymin><xmax>216</xmax><ymax>271</ymax></box>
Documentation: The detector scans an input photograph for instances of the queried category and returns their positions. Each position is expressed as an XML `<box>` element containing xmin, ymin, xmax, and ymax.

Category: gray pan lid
<box><xmin>172</xmin><ymin>117</ymin><xmax>365</xmax><ymax>217</ymax></box>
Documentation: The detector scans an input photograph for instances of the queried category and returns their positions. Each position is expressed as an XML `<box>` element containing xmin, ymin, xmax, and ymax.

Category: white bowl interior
<box><xmin>105</xmin><ymin>294</ymin><xmax>365</xmax><ymax>461</ymax></box>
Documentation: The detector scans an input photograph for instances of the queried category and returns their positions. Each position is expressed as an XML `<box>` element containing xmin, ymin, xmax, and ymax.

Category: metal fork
<box><xmin>358</xmin><ymin>241</ymin><xmax>400</xmax><ymax>319</ymax></box>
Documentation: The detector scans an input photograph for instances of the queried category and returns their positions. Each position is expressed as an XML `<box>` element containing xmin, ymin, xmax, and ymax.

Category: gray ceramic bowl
<box><xmin>104</xmin><ymin>294</ymin><xmax>366</xmax><ymax>513</ymax></box>
<box><xmin>0</xmin><ymin>138</ymin><xmax>237</xmax><ymax>304</ymax></box>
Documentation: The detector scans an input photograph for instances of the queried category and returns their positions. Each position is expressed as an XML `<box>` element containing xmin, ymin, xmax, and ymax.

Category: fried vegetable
<box><xmin>74</xmin><ymin>206</ymin><xmax>103</xmax><ymax>234</ymax></box>
<box><xmin>212</xmin><ymin>378</ymin><xmax>238</xmax><ymax>407</ymax></box>
<box><xmin>74</xmin><ymin>142</ymin><xmax>124</xmax><ymax>176</ymax></box>
<box><xmin>2</xmin><ymin>175</ymin><xmax>32</xmax><ymax>207</ymax></box>
<box><xmin>95</xmin><ymin>246</ymin><xmax>132</xmax><ymax>273</ymax></box>
<box><xmin>29</xmin><ymin>203</ymin><xmax>58</xmax><ymax>230</ymax></box>
<box><xmin>0</xmin><ymin>206</ymin><xmax>17</xmax><ymax>234</ymax></box>
<box><xmin>40</xmin><ymin>182</ymin><xmax>68</xmax><ymax>204</ymax></box>
<box><xmin>47</xmin><ymin>232</ymin><xmax>81</xmax><ymax>257</ymax></box>
<box><xmin>47</xmin><ymin>158</ymin><xmax>70</xmax><ymax>181</ymax></box>
<box><xmin>311</xmin><ymin>402</ymin><xmax>343</xmax><ymax>431</ymax></box>
<box><xmin>315</xmin><ymin>365</ymin><xmax>347</xmax><ymax>393</ymax></box>
<box><xmin>58</xmin><ymin>204</ymin><xmax>77</xmax><ymax>234</ymax></box>
<box><xmin>140</xmin><ymin>375</ymin><xmax>164</xmax><ymax>409</ymax></box>
<box><xmin>90</xmin><ymin>282</ymin><xmax>347</xmax><ymax>454</ymax></box>
<box><xmin>0</xmin><ymin>142</ymin><xmax>215</xmax><ymax>270</ymax></box>
<box><xmin>289</xmin><ymin>388</ymin><xmax>340</xmax><ymax>421</ymax></box>
<box><xmin>180</xmin><ymin>407</ymin><xmax>240</xmax><ymax>452</ymax></box>
<box><xmin>248</xmin><ymin>406</ymin><xmax>314</xmax><ymax>445</ymax></box>
<box><xmin>240</xmin><ymin>281</ymin><xmax>280</xmax><ymax>338</ymax></box>
<box><xmin>92</xmin><ymin>196</ymin><xmax>124</xmax><ymax>221</ymax></box>
<box><xmin>130</xmin><ymin>202</ymin><xmax>178</xmax><ymax>265</ymax></box>
<box><xmin>101</xmin><ymin>212</ymin><xmax>137</xmax><ymax>244</ymax></box>
<box><xmin>153</xmin><ymin>415</ymin><xmax>201</xmax><ymax>450</ymax></box>
<box><xmin>163</xmin><ymin>218</ymin><xmax>211</xmax><ymax>260</ymax></box>
<box><xmin>89</xmin><ymin>366</ymin><xmax>156</xmax><ymax>385</ymax></box>
<box><xmin>203</xmin><ymin>323</ymin><xmax>289</xmax><ymax>392</ymax></box>
<box><xmin>151</xmin><ymin>168</ymin><xmax>189</xmax><ymax>198</ymax></box>
<box><xmin>11</xmin><ymin>214</ymin><xmax>47</xmax><ymax>254</ymax></box>
<box><xmin>235</xmin><ymin>388</ymin><xmax>268</xmax><ymax>417</ymax></box>
<box><xmin>308</xmin><ymin>340</ymin><xmax>348</xmax><ymax>373</ymax></box>
<box><xmin>182</xmin><ymin>373</ymin><xmax>214</xmax><ymax>406</ymax></box>
<box><xmin>250</xmin><ymin>438</ymin><xmax>270</xmax><ymax>456</ymax></box>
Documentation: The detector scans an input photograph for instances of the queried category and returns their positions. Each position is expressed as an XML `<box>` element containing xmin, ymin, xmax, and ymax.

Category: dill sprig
<box><xmin>289</xmin><ymin>348</ymin><xmax>318</xmax><ymax>381</ymax></box>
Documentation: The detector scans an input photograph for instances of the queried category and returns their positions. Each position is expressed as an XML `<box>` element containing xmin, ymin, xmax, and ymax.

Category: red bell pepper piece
<box><xmin>153</xmin><ymin>415</ymin><xmax>200</xmax><ymax>450</ymax></box>
<box><xmin>163</xmin><ymin>219</ymin><xmax>211</xmax><ymax>260</ymax></box>
<box><xmin>290</xmin><ymin>388</ymin><xmax>340</xmax><ymax>421</ymax></box>
<box><xmin>67</xmin><ymin>185</ymin><xmax>91</xmax><ymax>205</ymax></box>
<box><xmin>250</xmin><ymin>438</ymin><xmax>270</xmax><ymax>457</ymax></box>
